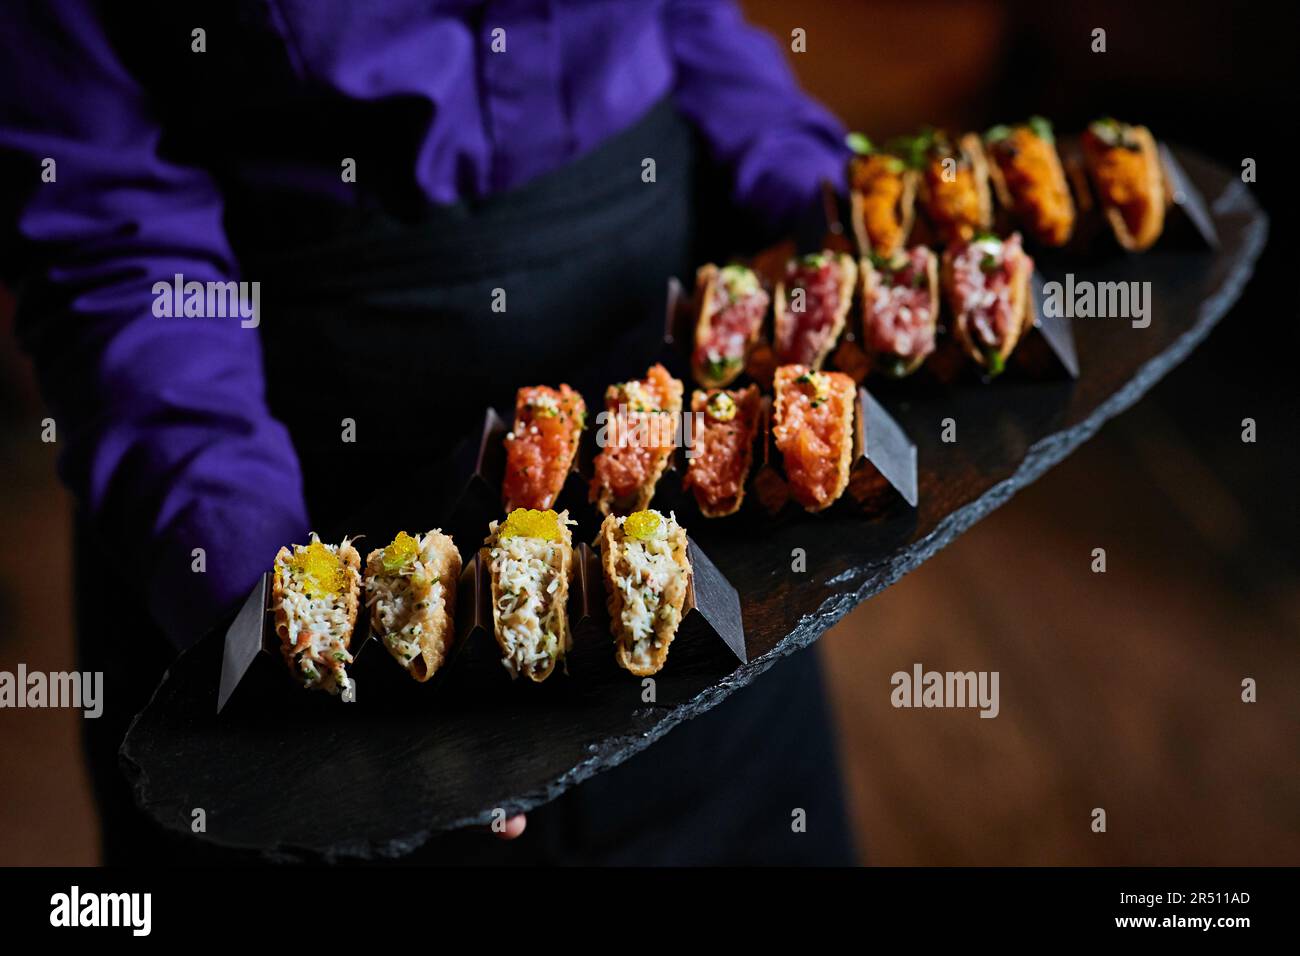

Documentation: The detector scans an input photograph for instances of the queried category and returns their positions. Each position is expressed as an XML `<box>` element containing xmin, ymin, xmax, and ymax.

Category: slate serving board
<box><xmin>121</xmin><ymin>150</ymin><xmax>1267</xmax><ymax>861</ymax></box>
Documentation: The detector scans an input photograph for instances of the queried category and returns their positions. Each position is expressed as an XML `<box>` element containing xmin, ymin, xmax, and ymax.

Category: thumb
<box><xmin>491</xmin><ymin>813</ymin><xmax>527</xmax><ymax>840</ymax></box>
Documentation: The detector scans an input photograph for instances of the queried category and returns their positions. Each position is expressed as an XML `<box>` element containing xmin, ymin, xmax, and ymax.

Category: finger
<box><xmin>495</xmin><ymin>814</ymin><xmax>527</xmax><ymax>840</ymax></box>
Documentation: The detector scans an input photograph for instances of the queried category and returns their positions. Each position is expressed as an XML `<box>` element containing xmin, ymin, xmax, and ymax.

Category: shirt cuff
<box><xmin>146</xmin><ymin>498</ymin><xmax>310</xmax><ymax>651</ymax></box>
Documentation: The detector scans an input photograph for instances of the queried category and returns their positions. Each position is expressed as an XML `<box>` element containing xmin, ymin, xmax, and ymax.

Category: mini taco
<box><xmin>272</xmin><ymin>534</ymin><xmax>362</xmax><ymax>695</ymax></box>
<box><xmin>590</xmin><ymin>363</ymin><xmax>684</xmax><ymax>516</ymax></box>
<box><xmin>983</xmin><ymin>116</ymin><xmax>1076</xmax><ymax>247</ymax></box>
<box><xmin>682</xmin><ymin>385</ymin><xmax>762</xmax><ymax>517</ymax></box>
<box><xmin>846</xmin><ymin>133</ymin><xmax>919</xmax><ymax>258</ymax></box>
<box><xmin>691</xmin><ymin>263</ymin><xmax>769</xmax><ymax>388</ymax></box>
<box><xmin>941</xmin><ymin>231</ymin><xmax>1035</xmax><ymax>376</ymax></box>
<box><xmin>773</xmin><ymin>251</ymin><xmax>857</xmax><ymax>370</ymax></box>
<box><xmin>503</xmin><ymin>384</ymin><xmax>586</xmax><ymax>512</ymax></box>
<box><xmin>860</xmin><ymin>245</ymin><xmax>940</xmax><ymax>378</ymax></box>
<box><xmin>1080</xmin><ymin>117</ymin><xmax>1165</xmax><ymax>251</ymax></box>
<box><xmin>484</xmin><ymin>508</ymin><xmax>575</xmax><ymax>682</ymax></box>
<box><xmin>364</xmin><ymin>530</ymin><xmax>461</xmax><ymax>682</ymax></box>
<box><xmin>772</xmin><ymin>365</ymin><xmax>856</xmax><ymax>512</ymax></box>
<box><xmin>911</xmin><ymin>129</ymin><xmax>993</xmax><ymax>245</ymax></box>
<box><xmin>599</xmin><ymin>509</ymin><xmax>691</xmax><ymax>677</ymax></box>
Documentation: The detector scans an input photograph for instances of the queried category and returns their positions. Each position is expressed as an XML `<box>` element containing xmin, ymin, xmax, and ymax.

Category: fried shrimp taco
<box><xmin>772</xmin><ymin>365</ymin><xmax>856</xmax><ymax>512</ymax></box>
<box><xmin>941</xmin><ymin>231</ymin><xmax>1035</xmax><ymax>376</ymax></box>
<box><xmin>485</xmin><ymin>508</ymin><xmax>574</xmax><ymax>682</ymax></box>
<box><xmin>599</xmin><ymin>509</ymin><xmax>691</xmax><ymax>677</ymax></box>
<box><xmin>590</xmin><ymin>363</ymin><xmax>684</xmax><ymax>516</ymax></box>
<box><xmin>910</xmin><ymin>129</ymin><xmax>993</xmax><ymax>245</ymax></box>
<box><xmin>691</xmin><ymin>263</ymin><xmax>769</xmax><ymax>388</ymax></box>
<box><xmin>503</xmin><ymin>384</ymin><xmax>586</xmax><ymax>512</ymax></box>
<box><xmin>846</xmin><ymin>132</ymin><xmax>919</xmax><ymax>258</ymax></box>
<box><xmin>1080</xmin><ymin>117</ymin><xmax>1166</xmax><ymax>252</ymax></box>
<box><xmin>860</xmin><ymin>245</ymin><xmax>940</xmax><ymax>378</ymax></box>
<box><xmin>364</xmin><ymin>530</ymin><xmax>461</xmax><ymax>682</ymax></box>
<box><xmin>682</xmin><ymin>385</ymin><xmax>761</xmax><ymax>517</ymax></box>
<box><xmin>272</xmin><ymin>534</ymin><xmax>362</xmax><ymax>695</ymax></box>
<box><xmin>983</xmin><ymin>116</ymin><xmax>1076</xmax><ymax>247</ymax></box>
<box><xmin>773</xmin><ymin>251</ymin><xmax>857</xmax><ymax>370</ymax></box>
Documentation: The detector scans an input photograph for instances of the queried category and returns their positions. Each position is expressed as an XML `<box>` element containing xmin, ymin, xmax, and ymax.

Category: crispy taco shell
<box><xmin>364</xmin><ymin>531</ymin><xmax>461</xmax><ymax>682</ymax></box>
<box><xmin>683</xmin><ymin>385</ymin><xmax>762</xmax><ymax>517</ymax></box>
<box><xmin>940</xmin><ymin>240</ymin><xmax>1035</xmax><ymax>370</ymax></box>
<box><xmin>590</xmin><ymin>365</ymin><xmax>684</xmax><ymax>516</ymax></box>
<box><xmin>984</xmin><ymin>125</ymin><xmax>1076</xmax><ymax>247</ymax></box>
<box><xmin>599</xmin><ymin>512</ymin><xmax>691</xmax><ymax>677</ymax></box>
<box><xmin>919</xmin><ymin>132</ymin><xmax>993</xmax><ymax>244</ymax></box>
<box><xmin>272</xmin><ymin>535</ymin><xmax>362</xmax><ymax>694</ymax></box>
<box><xmin>772</xmin><ymin>366</ymin><xmax>856</xmax><ymax>512</ymax></box>
<box><xmin>690</xmin><ymin>265</ymin><xmax>768</xmax><ymax>389</ymax></box>
<box><xmin>1081</xmin><ymin>123</ymin><xmax>1165</xmax><ymax>252</ymax></box>
<box><xmin>485</xmin><ymin>512</ymin><xmax>574</xmax><ymax>683</ymax></box>
<box><xmin>859</xmin><ymin>248</ymin><xmax>940</xmax><ymax>379</ymax></box>
<box><xmin>848</xmin><ymin>154</ymin><xmax>920</xmax><ymax>258</ymax></box>
<box><xmin>773</xmin><ymin>252</ymin><xmax>858</xmax><ymax>371</ymax></box>
<box><xmin>502</xmin><ymin>385</ymin><xmax>586</xmax><ymax>512</ymax></box>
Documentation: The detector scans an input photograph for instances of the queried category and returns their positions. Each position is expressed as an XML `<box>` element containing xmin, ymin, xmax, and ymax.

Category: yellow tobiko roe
<box><xmin>288</xmin><ymin>540</ymin><xmax>347</xmax><ymax>597</ymax></box>
<box><xmin>382</xmin><ymin>531</ymin><xmax>419</xmax><ymax>572</ymax></box>
<box><xmin>500</xmin><ymin>508</ymin><xmax>561</xmax><ymax>541</ymax></box>
<box><xmin>624</xmin><ymin>510</ymin><xmax>661</xmax><ymax>541</ymax></box>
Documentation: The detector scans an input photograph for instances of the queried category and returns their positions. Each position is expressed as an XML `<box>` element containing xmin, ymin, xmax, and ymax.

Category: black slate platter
<box><xmin>121</xmin><ymin>150</ymin><xmax>1267</xmax><ymax>861</ymax></box>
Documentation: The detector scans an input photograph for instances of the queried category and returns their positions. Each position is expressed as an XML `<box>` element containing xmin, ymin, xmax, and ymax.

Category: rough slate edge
<box><xmin>120</xmin><ymin>182</ymin><xmax>1268</xmax><ymax>864</ymax></box>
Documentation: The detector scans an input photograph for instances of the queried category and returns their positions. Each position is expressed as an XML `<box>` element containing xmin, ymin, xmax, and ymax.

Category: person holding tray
<box><xmin>0</xmin><ymin>1</ymin><xmax>855</xmax><ymax>865</ymax></box>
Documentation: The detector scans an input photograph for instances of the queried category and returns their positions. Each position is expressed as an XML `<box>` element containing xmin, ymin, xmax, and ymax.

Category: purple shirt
<box><xmin>0</xmin><ymin>1</ymin><xmax>848</xmax><ymax>647</ymax></box>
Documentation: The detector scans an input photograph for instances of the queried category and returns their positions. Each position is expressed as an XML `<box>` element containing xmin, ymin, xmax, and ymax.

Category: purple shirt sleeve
<box><xmin>665</xmin><ymin>0</ymin><xmax>850</xmax><ymax>232</ymax></box>
<box><xmin>0</xmin><ymin>4</ymin><xmax>309</xmax><ymax>649</ymax></box>
<box><xmin>0</xmin><ymin>0</ymin><xmax>849</xmax><ymax>652</ymax></box>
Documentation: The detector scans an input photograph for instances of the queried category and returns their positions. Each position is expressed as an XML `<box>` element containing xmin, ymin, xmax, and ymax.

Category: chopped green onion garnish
<box><xmin>1027</xmin><ymin>115</ymin><xmax>1054</xmax><ymax>144</ymax></box>
<box><xmin>846</xmin><ymin>132</ymin><xmax>873</xmax><ymax>155</ymax></box>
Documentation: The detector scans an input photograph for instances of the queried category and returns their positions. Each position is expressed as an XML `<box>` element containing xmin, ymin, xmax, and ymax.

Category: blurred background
<box><xmin>1</xmin><ymin>0</ymin><xmax>1296</xmax><ymax>864</ymax></box>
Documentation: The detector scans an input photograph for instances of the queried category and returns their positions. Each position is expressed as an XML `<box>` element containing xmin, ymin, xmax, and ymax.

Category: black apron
<box><xmin>229</xmin><ymin>98</ymin><xmax>709</xmax><ymax>524</ymax></box>
<box><xmin>80</xmin><ymin>101</ymin><xmax>856</xmax><ymax>865</ymax></box>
